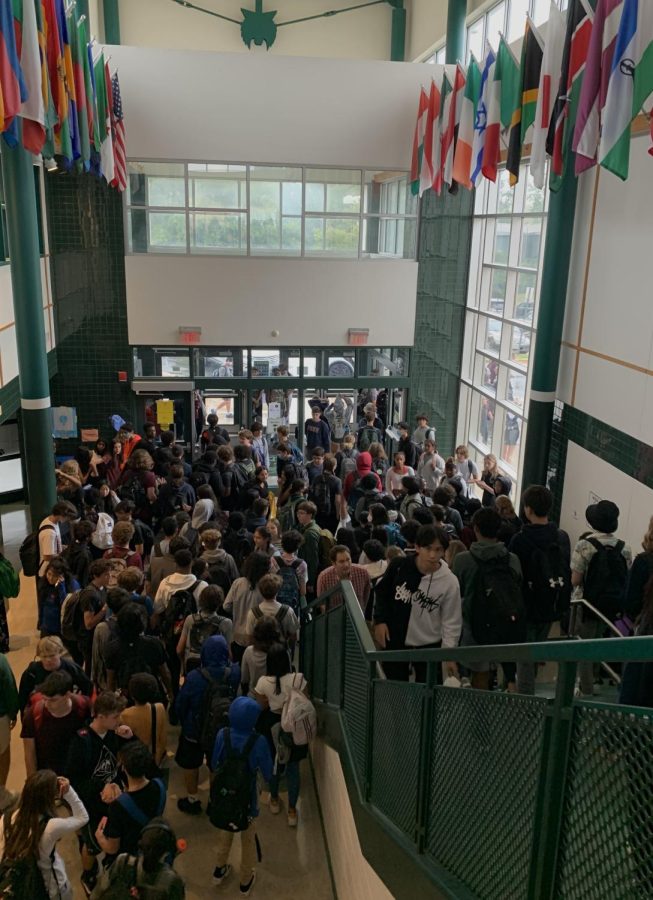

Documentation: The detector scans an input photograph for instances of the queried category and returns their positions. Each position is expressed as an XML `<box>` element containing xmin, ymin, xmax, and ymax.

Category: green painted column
<box><xmin>521</xmin><ymin>166</ymin><xmax>579</xmax><ymax>490</ymax></box>
<box><xmin>2</xmin><ymin>132</ymin><xmax>57</xmax><ymax>524</ymax></box>
<box><xmin>76</xmin><ymin>0</ymin><xmax>89</xmax><ymax>23</ymax></box>
<box><xmin>389</xmin><ymin>1</ymin><xmax>405</xmax><ymax>62</ymax></box>
<box><xmin>445</xmin><ymin>0</ymin><xmax>466</xmax><ymax>64</ymax></box>
<box><xmin>103</xmin><ymin>0</ymin><xmax>120</xmax><ymax>44</ymax></box>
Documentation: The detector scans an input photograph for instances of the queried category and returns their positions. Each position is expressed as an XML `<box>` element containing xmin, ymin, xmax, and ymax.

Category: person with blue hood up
<box><xmin>210</xmin><ymin>696</ymin><xmax>273</xmax><ymax>896</ymax></box>
<box><xmin>174</xmin><ymin>635</ymin><xmax>239</xmax><ymax>816</ymax></box>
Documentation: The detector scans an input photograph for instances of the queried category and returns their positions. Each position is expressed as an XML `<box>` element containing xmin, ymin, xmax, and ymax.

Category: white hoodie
<box><xmin>404</xmin><ymin>560</ymin><xmax>462</xmax><ymax>649</ymax></box>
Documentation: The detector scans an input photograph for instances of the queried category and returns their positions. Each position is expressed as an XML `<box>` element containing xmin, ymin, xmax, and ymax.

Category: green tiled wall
<box><xmin>547</xmin><ymin>401</ymin><xmax>651</xmax><ymax>521</ymax></box>
<box><xmin>408</xmin><ymin>187</ymin><xmax>474</xmax><ymax>453</ymax></box>
<box><xmin>45</xmin><ymin>174</ymin><xmax>134</xmax><ymax>448</ymax></box>
<box><xmin>0</xmin><ymin>349</ymin><xmax>58</xmax><ymax>425</ymax></box>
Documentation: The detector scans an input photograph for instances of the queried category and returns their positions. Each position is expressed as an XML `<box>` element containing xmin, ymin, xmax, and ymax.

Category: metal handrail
<box><xmin>304</xmin><ymin>579</ymin><xmax>653</xmax><ymax>666</ymax></box>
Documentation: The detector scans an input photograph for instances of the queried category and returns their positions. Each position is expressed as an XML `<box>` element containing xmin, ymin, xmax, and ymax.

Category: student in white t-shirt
<box><xmin>254</xmin><ymin>644</ymin><xmax>308</xmax><ymax>827</ymax></box>
<box><xmin>37</xmin><ymin>501</ymin><xmax>78</xmax><ymax>578</ymax></box>
<box><xmin>245</xmin><ymin>574</ymin><xmax>299</xmax><ymax>648</ymax></box>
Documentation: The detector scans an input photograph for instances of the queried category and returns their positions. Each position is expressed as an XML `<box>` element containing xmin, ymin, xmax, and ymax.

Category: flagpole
<box><xmin>2</xmin><ymin>125</ymin><xmax>57</xmax><ymax>525</ymax></box>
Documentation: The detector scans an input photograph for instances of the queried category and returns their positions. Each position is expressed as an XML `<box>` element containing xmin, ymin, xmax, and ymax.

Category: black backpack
<box><xmin>0</xmin><ymin>813</ymin><xmax>50</xmax><ymax>899</ymax></box>
<box><xmin>160</xmin><ymin>583</ymin><xmax>198</xmax><ymax>643</ymax></box>
<box><xmin>188</xmin><ymin>614</ymin><xmax>223</xmax><ymax>657</ymax></box>
<box><xmin>116</xmin><ymin>644</ymin><xmax>157</xmax><ymax>697</ymax></box>
<box><xmin>19</xmin><ymin>524</ymin><xmax>55</xmax><ymax>577</ymax></box>
<box><xmin>208</xmin><ymin>728</ymin><xmax>258</xmax><ymax>832</ymax></box>
<box><xmin>583</xmin><ymin>538</ymin><xmax>628</xmax><ymax>618</ymax></box>
<box><xmin>118</xmin><ymin>474</ymin><xmax>147</xmax><ymax>510</ymax></box>
<box><xmin>357</xmin><ymin>426</ymin><xmax>379</xmax><ymax>451</ymax></box>
<box><xmin>92</xmin><ymin>852</ymin><xmax>181</xmax><ymax>900</ymax></box>
<box><xmin>134</xmin><ymin>520</ymin><xmax>155</xmax><ymax>559</ymax></box>
<box><xmin>471</xmin><ymin>553</ymin><xmax>526</xmax><ymax>645</ymax></box>
<box><xmin>198</xmin><ymin>667</ymin><xmax>236</xmax><ymax>757</ymax></box>
<box><xmin>309</xmin><ymin>474</ymin><xmax>332</xmax><ymax>517</ymax></box>
<box><xmin>522</xmin><ymin>532</ymin><xmax>571</xmax><ymax>623</ymax></box>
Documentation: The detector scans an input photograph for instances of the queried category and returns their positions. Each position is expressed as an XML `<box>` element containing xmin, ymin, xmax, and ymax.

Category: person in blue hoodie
<box><xmin>38</xmin><ymin>558</ymin><xmax>80</xmax><ymax>638</ymax></box>
<box><xmin>174</xmin><ymin>635</ymin><xmax>239</xmax><ymax>815</ymax></box>
<box><xmin>210</xmin><ymin>697</ymin><xmax>273</xmax><ymax>897</ymax></box>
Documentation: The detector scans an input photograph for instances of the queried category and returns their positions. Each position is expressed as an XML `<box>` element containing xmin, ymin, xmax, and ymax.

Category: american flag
<box><xmin>111</xmin><ymin>72</ymin><xmax>127</xmax><ymax>192</ymax></box>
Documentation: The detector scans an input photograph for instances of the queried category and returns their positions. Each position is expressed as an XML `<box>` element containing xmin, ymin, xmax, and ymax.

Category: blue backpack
<box><xmin>274</xmin><ymin>556</ymin><xmax>302</xmax><ymax>614</ymax></box>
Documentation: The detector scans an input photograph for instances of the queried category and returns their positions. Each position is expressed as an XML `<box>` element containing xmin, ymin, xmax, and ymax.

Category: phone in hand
<box><xmin>98</xmin><ymin>816</ymin><xmax>108</xmax><ymax>833</ymax></box>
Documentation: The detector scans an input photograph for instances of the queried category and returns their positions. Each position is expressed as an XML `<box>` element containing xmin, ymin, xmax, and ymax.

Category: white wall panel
<box><xmin>126</xmin><ymin>255</ymin><xmax>417</xmax><ymax>347</ymax></box>
<box><xmin>0</xmin><ymin>327</ymin><xmax>19</xmax><ymax>386</ymax></box>
<box><xmin>573</xmin><ymin>350</ymin><xmax>647</xmax><ymax>442</ymax></box>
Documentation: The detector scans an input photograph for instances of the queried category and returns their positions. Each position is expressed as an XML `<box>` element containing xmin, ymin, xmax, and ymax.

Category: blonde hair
<box><xmin>445</xmin><ymin>540</ymin><xmax>467</xmax><ymax>568</ymax></box>
<box><xmin>342</xmin><ymin>434</ymin><xmax>355</xmax><ymax>448</ymax></box>
<box><xmin>495</xmin><ymin>495</ymin><xmax>516</xmax><ymax>518</ymax></box>
<box><xmin>37</xmin><ymin>636</ymin><xmax>65</xmax><ymax>658</ymax></box>
<box><xmin>386</xmin><ymin>545</ymin><xmax>405</xmax><ymax>561</ymax></box>
<box><xmin>642</xmin><ymin>516</ymin><xmax>653</xmax><ymax>553</ymax></box>
<box><xmin>201</xmin><ymin>528</ymin><xmax>222</xmax><ymax>549</ymax></box>
<box><xmin>484</xmin><ymin>453</ymin><xmax>498</xmax><ymax>473</ymax></box>
<box><xmin>61</xmin><ymin>460</ymin><xmax>81</xmax><ymax>477</ymax></box>
<box><xmin>112</xmin><ymin>521</ymin><xmax>135</xmax><ymax>545</ymax></box>
<box><xmin>455</xmin><ymin>445</ymin><xmax>469</xmax><ymax>459</ymax></box>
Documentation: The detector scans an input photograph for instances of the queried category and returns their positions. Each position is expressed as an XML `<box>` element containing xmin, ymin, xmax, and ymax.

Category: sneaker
<box><xmin>213</xmin><ymin>864</ymin><xmax>231</xmax><ymax>885</ymax></box>
<box><xmin>177</xmin><ymin>797</ymin><xmax>202</xmax><ymax>815</ymax></box>
<box><xmin>269</xmin><ymin>797</ymin><xmax>281</xmax><ymax>815</ymax></box>
<box><xmin>287</xmin><ymin>809</ymin><xmax>298</xmax><ymax>827</ymax></box>
<box><xmin>240</xmin><ymin>872</ymin><xmax>256</xmax><ymax>896</ymax></box>
<box><xmin>80</xmin><ymin>864</ymin><xmax>99</xmax><ymax>898</ymax></box>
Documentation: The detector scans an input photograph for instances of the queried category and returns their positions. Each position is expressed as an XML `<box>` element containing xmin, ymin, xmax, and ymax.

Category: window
<box><xmin>457</xmin><ymin>163</ymin><xmax>548</xmax><ymax>495</ymax></box>
<box><xmin>126</xmin><ymin>163</ymin><xmax>416</xmax><ymax>261</ymax></box>
<box><xmin>464</xmin><ymin>0</ymin><xmax>568</xmax><ymax>56</ymax></box>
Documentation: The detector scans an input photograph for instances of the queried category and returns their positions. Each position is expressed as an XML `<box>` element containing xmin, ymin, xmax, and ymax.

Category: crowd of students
<box><xmin>0</xmin><ymin>403</ymin><xmax>650</xmax><ymax>898</ymax></box>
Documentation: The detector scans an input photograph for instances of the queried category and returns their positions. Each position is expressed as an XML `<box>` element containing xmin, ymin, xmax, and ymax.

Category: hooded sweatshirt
<box><xmin>343</xmin><ymin>452</ymin><xmax>382</xmax><ymax>499</ymax></box>
<box><xmin>174</xmin><ymin>635</ymin><xmax>240</xmax><ymax>739</ymax></box>
<box><xmin>200</xmin><ymin>547</ymin><xmax>239</xmax><ymax>583</ymax></box>
<box><xmin>211</xmin><ymin>696</ymin><xmax>273</xmax><ymax>818</ymax></box>
<box><xmin>375</xmin><ymin>555</ymin><xmax>462</xmax><ymax>649</ymax></box>
<box><xmin>452</xmin><ymin>540</ymin><xmax>523</xmax><ymax>623</ymax></box>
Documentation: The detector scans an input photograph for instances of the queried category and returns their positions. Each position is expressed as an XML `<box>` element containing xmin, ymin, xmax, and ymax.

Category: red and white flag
<box><xmin>442</xmin><ymin>63</ymin><xmax>466</xmax><ymax>189</ymax></box>
<box><xmin>531</xmin><ymin>2</ymin><xmax>567</xmax><ymax>188</ymax></box>
<box><xmin>110</xmin><ymin>72</ymin><xmax>127</xmax><ymax>192</ymax></box>
<box><xmin>419</xmin><ymin>76</ymin><xmax>441</xmax><ymax>196</ymax></box>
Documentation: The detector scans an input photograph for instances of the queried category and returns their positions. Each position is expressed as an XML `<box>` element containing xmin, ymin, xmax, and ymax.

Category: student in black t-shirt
<box><xmin>105</xmin><ymin>603</ymin><xmax>173</xmax><ymax>705</ymax></box>
<box><xmin>78</xmin><ymin>559</ymin><xmax>112</xmax><ymax>675</ymax></box>
<box><xmin>65</xmin><ymin>692</ymin><xmax>134</xmax><ymax>896</ymax></box>
<box><xmin>95</xmin><ymin>741</ymin><xmax>166</xmax><ymax>864</ymax></box>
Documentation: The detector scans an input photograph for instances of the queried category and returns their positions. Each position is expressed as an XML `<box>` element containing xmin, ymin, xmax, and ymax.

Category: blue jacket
<box><xmin>211</xmin><ymin>697</ymin><xmax>273</xmax><ymax>817</ymax></box>
<box><xmin>38</xmin><ymin>577</ymin><xmax>79</xmax><ymax>635</ymax></box>
<box><xmin>174</xmin><ymin>636</ymin><xmax>240</xmax><ymax>740</ymax></box>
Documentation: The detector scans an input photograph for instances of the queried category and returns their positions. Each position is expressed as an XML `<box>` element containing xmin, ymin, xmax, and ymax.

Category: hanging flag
<box><xmin>471</xmin><ymin>45</ymin><xmax>496</xmax><ymax>186</ymax></box>
<box><xmin>87</xmin><ymin>40</ymin><xmax>101</xmax><ymax>175</ymax></box>
<box><xmin>433</xmin><ymin>70</ymin><xmax>451</xmax><ymax>194</ymax></box>
<box><xmin>409</xmin><ymin>86</ymin><xmax>429</xmax><ymax>196</ymax></box>
<box><xmin>482</xmin><ymin>36</ymin><xmax>520</xmax><ymax>182</ymax></box>
<box><xmin>419</xmin><ymin>76</ymin><xmax>440</xmax><ymax>197</ymax></box>
<box><xmin>547</xmin><ymin>0</ymin><xmax>594</xmax><ymax>190</ymax></box>
<box><xmin>507</xmin><ymin>18</ymin><xmax>544</xmax><ymax>186</ymax></box>
<box><xmin>101</xmin><ymin>57</ymin><xmax>114</xmax><ymax>183</ymax></box>
<box><xmin>452</xmin><ymin>55</ymin><xmax>481</xmax><ymax>190</ymax></box>
<box><xmin>15</xmin><ymin>0</ymin><xmax>46</xmax><ymax>153</ymax></box>
<box><xmin>0</xmin><ymin>0</ymin><xmax>27</xmax><ymax>140</ymax></box>
<box><xmin>111</xmin><ymin>70</ymin><xmax>126</xmax><ymax>191</ymax></box>
<box><xmin>600</xmin><ymin>0</ymin><xmax>653</xmax><ymax>180</ymax></box>
<box><xmin>79</xmin><ymin>15</ymin><xmax>94</xmax><ymax>170</ymax></box>
<box><xmin>71</xmin><ymin>12</ymin><xmax>89</xmax><ymax>167</ymax></box>
<box><xmin>574</xmin><ymin>0</ymin><xmax>623</xmax><ymax>175</ymax></box>
<box><xmin>531</xmin><ymin>2</ymin><xmax>567</xmax><ymax>188</ymax></box>
<box><xmin>442</xmin><ymin>62</ymin><xmax>466</xmax><ymax>190</ymax></box>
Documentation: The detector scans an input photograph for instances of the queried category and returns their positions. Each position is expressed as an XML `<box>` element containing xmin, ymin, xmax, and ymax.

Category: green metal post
<box><xmin>389</xmin><ymin>0</ymin><xmax>405</xmax><ymax>62</ymax></box>
<box><xmin>76</xmin><ymin>0</ymin><xmax>89</xmax><ymax>24</ymax></box>
<box><xmin>521</xmin><ymin>166</ymin><xmax>579</xmax><ymax>490</ymax></box>
<box><xmin>527</xmin><ymin>661</ymin><xmax>577</xmax><ymax>900</ymax></box>
<box><xmin>445</xmin><ymin>0</ymin><xmax>467</xmax><ymax>65</ymax></box>
<box><xmin>2</xmin><ymin>133</ymin><xmax>57</xmax><ymax>525</ymax></box>
<box><xmin>103</xmin><ymin>0</ymin><xmax>120</xmax><ymax>44</ymax></box>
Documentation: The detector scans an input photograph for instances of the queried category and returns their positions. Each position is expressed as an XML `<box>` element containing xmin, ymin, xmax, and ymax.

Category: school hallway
<box><xmin>0</xmin><ymin>507</ymin><xmax>335</xmax><ymax>900</ymax></box>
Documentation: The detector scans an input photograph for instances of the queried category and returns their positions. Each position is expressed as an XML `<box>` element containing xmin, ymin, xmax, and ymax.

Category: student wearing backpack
<box><xmin>254</xmin><ymin>645</ymin><xmax>309</xmax><ymax>829</ymax></box>
<box><xmin>335</xmin><ymin>434</ymin><xmax>359</xmax><ymax>481</ymax></box>
<box><xmin>570</xmin><ymin>500</ymin><xmax>632</xmax><ymax>697</ymax></box>
<box><xmin>399</xmin><ymin>476</ymin><xmax>428</xmax><ymax>522</ymax></box>
<box><xmin>177</xmin><ymin>585</ymin><xmax>233</xmax><ymax>673</ymax></box>
<box><xmin>224</xmin><ymin>553</ymin><xmax>269</xmax><ymax>663</ymax></box>
<box><xmin>309</xmin><ymin>456</ymin><xmax>344</xmax><ymax>534</ymax></box>
<box><xmin>37</xmin><ymin>559</ymin><xmax>80</xmax><ymax>639</ymax></box>
<box><xmin>103</xmin><ymin>522</ymin><xmax>143</xmax><ymax>571</ymax></box>
<box><xmin>64</xmin><ymin>521</ymin><xmax>95</xmax><ymax>587</ymax></box>
<box><xmin>453</xmin><ymin>508</ymin><xmax>524</xmax><ymax>691</ymax></box>
<box><xmin>209</xmin><ymin>696</ymin><xmax>273</xmax><ymax>895</ymax></box>
<box><xmin>276</xmin><ymin>480</ymin><xmax>306</xmax><ymax>535</ymax></box>
<box><xmin>95</xmin><ymin>742</ymin><xmax>166</xmax><ymax>865</ymax></box>
<box><xmin>241</xmin><ymin>618</ymin><xmax>280</xmax><ymax>698</ymax></box>
<box><xmin>18</xmin><ymin>636</ymin><xmax>92</xmax><ymax>718</ymax></box>
<box><xmin>198</xmin><ymin>529</ymin><xmax>239</xmax><ymax>586</ymax></box>
<box><xmin>175</xmin><ymin>635</ymin><xmax>240</xmax><ymax>815</ymax></box>
<box><xmin>270</xmin><ymin>530</ymin><xmax>307</xmax><ymax>616</ymax></box>
<box><xmin>509</xmin><ymin>486</ymin><xmax>571</xmax><ymax>695</ymax></box>
<box><xmin>412</xmin><ymin>414</ymin><xmax>437</xmax><ymax>451</ymax></box>
<box><xmin>90</xmin><ymin>817</ymin><xmax>185</xmax><ymax>900</ymax></box>
<box><xmin>105</xmin><ymin>604</ymin><xmax>173</xmax><ymax>706</ymax></box>
<box><xmin>245</xmin><ymin>575</ymin><xmax>299</xmax><ymax>648</ymax></box>
<box><xmin>417</xmin><ymin>438</ymin><xmax>446</xmax><ymax>495</ymax></box>
<box><xmin>65</xmin><ymin>692</ymin><xmax>133</xmax><ymax>895</ymax></box>
<box><xmin>0</xmin><ymin>770</ymin><xmax>89</xmax><ymax>900</ymax></box>
<box><xmin>21</xmin><ymin>671</ymin><xmax>93</xmax><ymax>776</ymax></box>
<box><xmin>295</xmin><ymin>502</ymin><xmax>323</xmax><ymax>597</ymax></box>
<box><xmin>454</xmin><ymin>445</ymin><xmax>480</xmax><ymax>498</ymax></box>
<box><xmin>76</xmin><ymin>559</ymin><xmax>113</xmax><ymax>675</ymax></box>
<box><xmin>356</xmin><ymin>413</ymin><xmax>382</xmax><ymax>453</ymax></box>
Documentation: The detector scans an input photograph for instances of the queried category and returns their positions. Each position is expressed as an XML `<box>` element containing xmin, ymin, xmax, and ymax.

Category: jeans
<box><xmin>215</xmin><ymin>823</ymin><xmax>257</xmax><ymax>884</ymax></box>
<box><xmin>270</xmin><ymin>760</ymin><xmax>300</xmax><ymax>808</ymax></box>
<box><xmin>517</xmin><ymin>622</ymin><xmax>552</xmax><ymax>695</ymax></box>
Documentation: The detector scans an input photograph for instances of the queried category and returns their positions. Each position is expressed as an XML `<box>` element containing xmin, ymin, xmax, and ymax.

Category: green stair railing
<box><xmin>301</xmin><ymin>583</ymin><xmax>653</xmax><ymax>900</ymax></box>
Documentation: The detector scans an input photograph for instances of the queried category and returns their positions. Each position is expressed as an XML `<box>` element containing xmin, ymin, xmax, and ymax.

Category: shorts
<box><xmin>175</xmin><ymin>734</ymin><xmax>206</xmax><ymax>770</ymax></box>
<box><xmin>0</xmin><ymin>716</ymin><xmax>10</xmax><ymax>755</ymax></box>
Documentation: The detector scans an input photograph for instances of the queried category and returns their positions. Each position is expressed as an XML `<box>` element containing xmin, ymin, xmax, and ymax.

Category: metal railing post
<box><xmin>527</xmin><ymin>660</ymin><xmax>577</xmax><ymax>900</ymax></box>
<box><xmin>414</xmin><ymin>662</ymin><xmax>438</xmax><ymax>853</ymax></box>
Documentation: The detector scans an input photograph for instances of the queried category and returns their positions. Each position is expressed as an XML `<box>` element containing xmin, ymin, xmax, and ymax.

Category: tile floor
<box><xmin>0</xmin><ymin>506</ymin><xmax>335</xmax><ymax>900</ymax></box>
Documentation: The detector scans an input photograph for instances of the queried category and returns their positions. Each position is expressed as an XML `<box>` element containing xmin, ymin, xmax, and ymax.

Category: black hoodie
<box><xmin>509</xmin><ymin>523</ymin><xmax>570</xmax><ymax>622</ymax></box>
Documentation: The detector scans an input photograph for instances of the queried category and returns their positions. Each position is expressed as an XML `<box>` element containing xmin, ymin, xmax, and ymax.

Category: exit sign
<box><xmin>348</xmin><ymin>328</ymin><xmax>369</xmax><ymax>346</ymax></box>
